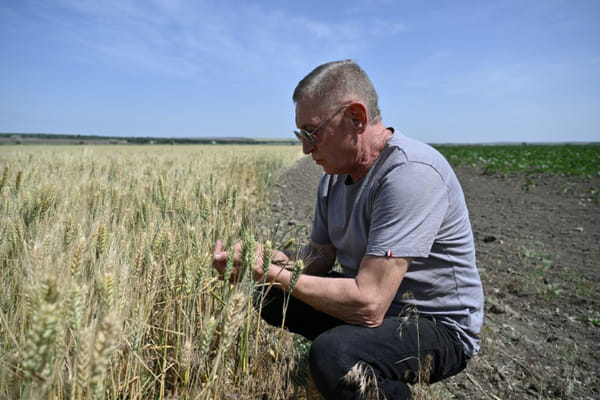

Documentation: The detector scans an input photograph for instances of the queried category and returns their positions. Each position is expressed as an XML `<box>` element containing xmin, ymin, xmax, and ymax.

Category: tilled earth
<box><xmin>269</xmin><ymin>155</ymin><xmax>600</xmax><ymax>400</ymax></box>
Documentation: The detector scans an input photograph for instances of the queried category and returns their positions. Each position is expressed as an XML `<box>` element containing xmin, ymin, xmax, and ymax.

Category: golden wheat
<box><xmin>0</xmin><ymin>144</ymin><xmax>304</xmax><ymax>400</ymax></box>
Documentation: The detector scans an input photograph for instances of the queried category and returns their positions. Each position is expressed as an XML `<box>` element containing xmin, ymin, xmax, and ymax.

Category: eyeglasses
<box><xmin>294</xmin><ymin>104</ymin><xmax>349</xmax><ymax>145</ymax></box>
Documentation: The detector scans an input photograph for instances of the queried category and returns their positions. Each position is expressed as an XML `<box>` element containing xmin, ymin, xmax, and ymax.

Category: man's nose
<box><xmin>302</xmin><ymin>139</ymin><xmax>315</xmax><ymax>154</ymax></box>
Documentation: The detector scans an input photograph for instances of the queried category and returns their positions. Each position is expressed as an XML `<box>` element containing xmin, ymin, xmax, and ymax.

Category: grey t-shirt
<box><xmin>311</xmin><ymin>130</ymin><xmax>484</xmax><ymax>357</ymax></box>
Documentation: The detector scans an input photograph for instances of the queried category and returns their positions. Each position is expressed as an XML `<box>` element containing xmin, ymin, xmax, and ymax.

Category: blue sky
<box><xmin>1</xmin><ymin>0</ymin><xmax>599</xmax><ymax>143</ymax></box>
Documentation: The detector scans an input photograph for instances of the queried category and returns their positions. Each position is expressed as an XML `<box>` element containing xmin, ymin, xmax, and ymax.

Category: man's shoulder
<box><xmin>385</xmin><ymin>131</ymin><xmax>453</xmax><ymax>176</ymax></box>
<box><xmin>387</xmin><ymin>131</ymin><xmax>441</xmax><ymax>162</ymax></box>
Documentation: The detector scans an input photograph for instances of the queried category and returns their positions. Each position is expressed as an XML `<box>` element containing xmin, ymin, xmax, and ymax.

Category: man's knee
<box><xmin>309</xmin><ymin>327</ymin><xmax>346</xmax><ymax>373</ymax></box>
<box><xmin>309</xmin><ymin>326</ymin><xmax>368</xmax><ymax>398</ymax></box>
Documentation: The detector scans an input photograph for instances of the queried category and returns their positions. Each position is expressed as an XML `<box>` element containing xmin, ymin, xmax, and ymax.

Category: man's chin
<box><xmin>321</xmin><ymin>165</ymin><xmax>335</xmax><ymax>175</ymax></box>
<box><xmin>313</xmin><ymin>159</ymin><xmax>334</xmax><ymax>174</ymax></box>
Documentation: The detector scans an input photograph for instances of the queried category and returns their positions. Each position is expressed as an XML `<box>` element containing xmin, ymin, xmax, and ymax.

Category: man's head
<box><xmin>293</xmin><ymin>61</ymin><xmax>389</xmax><ymax>180</ymax></box>
<box><xmin>293</xmin><ymin>60</ymin><xmax>381</xmax><ymax>125</ymax></box>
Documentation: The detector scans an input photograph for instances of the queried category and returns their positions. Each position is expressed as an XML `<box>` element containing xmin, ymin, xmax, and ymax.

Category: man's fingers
<box><xmin>214</xmin><ymin>240</ymin><xmax>226</xmax><ymax>261</ymax></box>
<box><xmin>213</xmin><ymin>240</ymin><xmax>247</xmax><ymax>265</ymax></box>
<box><xmin>233</xmin><ymin>241</ymin><xmax>242</xmax><ymax>254</ymax></box>
<box><xmin>226</xmin><ymin>241</ymin><xmax>242</xmax><ymax>263</ymax></box>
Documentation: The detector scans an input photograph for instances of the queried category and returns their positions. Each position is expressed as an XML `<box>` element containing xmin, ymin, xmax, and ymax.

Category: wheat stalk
<box><xmin>74</xmin><ymin>326</ymin><xmax>93</xmax><ymax>400</ymax></box>
<box><xmin>0</xmin><ymin>165</ymin><xmax>8</xmax><ymax>191</ymax></box>
<box><xmin>199</xmin><ymin>316</ymin><xmax>217</xmax><ymax>358</ymax></box>
<box><xmin>14</xmin><ymin>170</ymin><xmax>22</xmax><ymax>192</ymax></box>
<box><xmin>90</xmin><ymin>312</ymin><xmax>120</xmax><ymax>400</ymax></box>
<box><xmin>21</xmin><ymin>277</ymin><xmax>60</xmax><ymax>382</ymax></box>
<box><xmin>70</xmin><ymin>239</ymin><xmax>85</xmax><ymax>279</ymax></box>
<box><xmin>95</xmin><ymin>224</ymin><xmax>106</xmax><ymax>258</ymax></box>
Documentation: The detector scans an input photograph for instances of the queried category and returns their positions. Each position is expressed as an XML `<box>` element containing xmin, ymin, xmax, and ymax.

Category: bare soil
<box><xmin>269</xmin><ymin>155</ymin><xmax>600</xmax><ymax>400</ymax></box>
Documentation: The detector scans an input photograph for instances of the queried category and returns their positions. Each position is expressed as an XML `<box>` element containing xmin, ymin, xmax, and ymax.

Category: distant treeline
<box><xmin>0</xmin><ymin>133</ymin><xmax>299</xmax><ymax>145</ymax></box>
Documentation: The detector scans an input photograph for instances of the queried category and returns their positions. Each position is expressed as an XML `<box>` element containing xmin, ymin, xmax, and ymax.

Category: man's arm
<box><xmin>260</xmin><ymin>255</ymin><xmax>410</xmax><ymax>327</ymax></box>
<box><xmin>215</xmin><ymin>239</ymin><xmax>406</xmax><ymax>327</ymax></box>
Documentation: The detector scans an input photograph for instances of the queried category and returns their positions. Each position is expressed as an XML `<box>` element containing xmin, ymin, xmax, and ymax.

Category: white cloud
<box><xmin>369</xmin><ymin>19</ymin><xmax>410</xmax><ymax>36</ymax></box>
<box><xmin>21</xmin><ymin>0</ymin><xmax>408</xmax><ymax>80</ymax></box>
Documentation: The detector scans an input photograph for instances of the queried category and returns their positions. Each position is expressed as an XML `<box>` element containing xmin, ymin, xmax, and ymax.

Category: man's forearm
<box><xmin>262</xmin><ymin>265</ymin><xmax>379</xmax><ymax>326</ymax></box>
<box><xmin>259</xmin><ymin>255</ymin><xmax>408</xmax><ymax>328</ymax></box>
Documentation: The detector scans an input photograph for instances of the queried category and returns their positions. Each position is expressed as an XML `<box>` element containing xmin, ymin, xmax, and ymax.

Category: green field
<box><xmin>435</xmin><ymin>144</ymin><xmax>600</xmax><ymax>177</ymax></box>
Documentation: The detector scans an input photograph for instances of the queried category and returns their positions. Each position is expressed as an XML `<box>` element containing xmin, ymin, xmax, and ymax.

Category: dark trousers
<box><xmin>255</xmin><ymin>286</ymin><xmax>467</xmax><ymax>400</ymax></box>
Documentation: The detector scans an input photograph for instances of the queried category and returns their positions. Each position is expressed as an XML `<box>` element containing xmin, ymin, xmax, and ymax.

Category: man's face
<box><xmin>295</xmin><ymin>99</ymin><xmax>356</xmax><ymax>175</ymax></box>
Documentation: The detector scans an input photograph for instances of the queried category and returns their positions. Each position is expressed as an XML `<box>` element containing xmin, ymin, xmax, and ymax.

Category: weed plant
<box><xmin>0</xmin><ymin>145</ymin><xmax>305</xmax><ymax>399</ymax></box>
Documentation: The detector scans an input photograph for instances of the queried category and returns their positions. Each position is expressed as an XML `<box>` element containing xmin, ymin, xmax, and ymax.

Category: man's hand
<box><xmin>213</xmin><ymin>240</ymin><xmax>291</xmax><ymax>282</ymax></box>
<box><xmin>269</xmin><ymin>249</ymin><xmax>294</xmax><ymax>269</ymax></box>
<box><xmin>213</xmin><ymin>240</ymin><xmax>244</xmax><ymax>283</ymax></box>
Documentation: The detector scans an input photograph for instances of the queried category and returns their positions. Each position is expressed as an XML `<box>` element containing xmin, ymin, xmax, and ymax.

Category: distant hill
<box><xmin>0</xmin><ymin>133</ymin><xmax>299</xmax><ymax>146</ymax></box>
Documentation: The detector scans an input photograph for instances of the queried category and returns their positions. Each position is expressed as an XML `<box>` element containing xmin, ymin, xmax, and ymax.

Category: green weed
<box><xmin>586</xmin><ymin>317</ymin><xmax>600</xmax><ymax>327</ymax></box>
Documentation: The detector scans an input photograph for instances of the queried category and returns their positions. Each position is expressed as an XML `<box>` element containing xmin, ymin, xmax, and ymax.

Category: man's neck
<box><xmin>348</xmin><ymin>124</ymin><xmax>392</xmax><ymax>182</ymax></box>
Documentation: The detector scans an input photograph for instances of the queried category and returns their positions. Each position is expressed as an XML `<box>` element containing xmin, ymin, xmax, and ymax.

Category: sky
<box><xmin>1</xmin><ymin>0</ymin><xmax>599</xmax><ymax>143</ymax></box>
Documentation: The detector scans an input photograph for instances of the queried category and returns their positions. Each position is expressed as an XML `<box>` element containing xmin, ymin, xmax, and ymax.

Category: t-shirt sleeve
<box><xmin>366</xmin><ymin>162</ymin><xmax>449</xmax><ymax>258</ymax></box>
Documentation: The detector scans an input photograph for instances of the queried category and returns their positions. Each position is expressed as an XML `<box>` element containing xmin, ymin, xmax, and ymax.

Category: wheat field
<box><xmin>0</xmin><ymin>145</ymin><xmax>313</xmax><ymax>400</ymax></box>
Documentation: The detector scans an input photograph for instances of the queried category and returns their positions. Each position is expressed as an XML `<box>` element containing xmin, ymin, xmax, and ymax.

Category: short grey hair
<box><xmin>293</xmin><ymin>60</ymin><xmax>382</xmax><ymax>124</ymax></box>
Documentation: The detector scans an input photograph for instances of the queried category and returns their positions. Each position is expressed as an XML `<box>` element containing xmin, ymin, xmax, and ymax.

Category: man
<box><xmin>213</xmin><ymin>60</ymin><xmax>484</xmax><ymax>399</ymax></box>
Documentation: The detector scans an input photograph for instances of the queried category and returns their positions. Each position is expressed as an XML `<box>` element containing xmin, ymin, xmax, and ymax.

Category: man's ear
<box><xmin>347</xmin><ymin>102</ymin><xmax>368</xmax><ymax>132</ymax></box>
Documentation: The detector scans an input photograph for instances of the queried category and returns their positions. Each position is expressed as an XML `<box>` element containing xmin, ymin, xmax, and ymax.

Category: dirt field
<box><xmin>269</xmin><ymin>155</ymin><xmax>600</xmax><ymax>399</ymax></box>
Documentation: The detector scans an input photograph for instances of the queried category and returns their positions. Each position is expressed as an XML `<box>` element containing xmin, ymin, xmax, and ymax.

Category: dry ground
<box><xmin>269</xmin><ymin>155</ymin><xmax>600</xmax><ymax>400</ymax></box>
